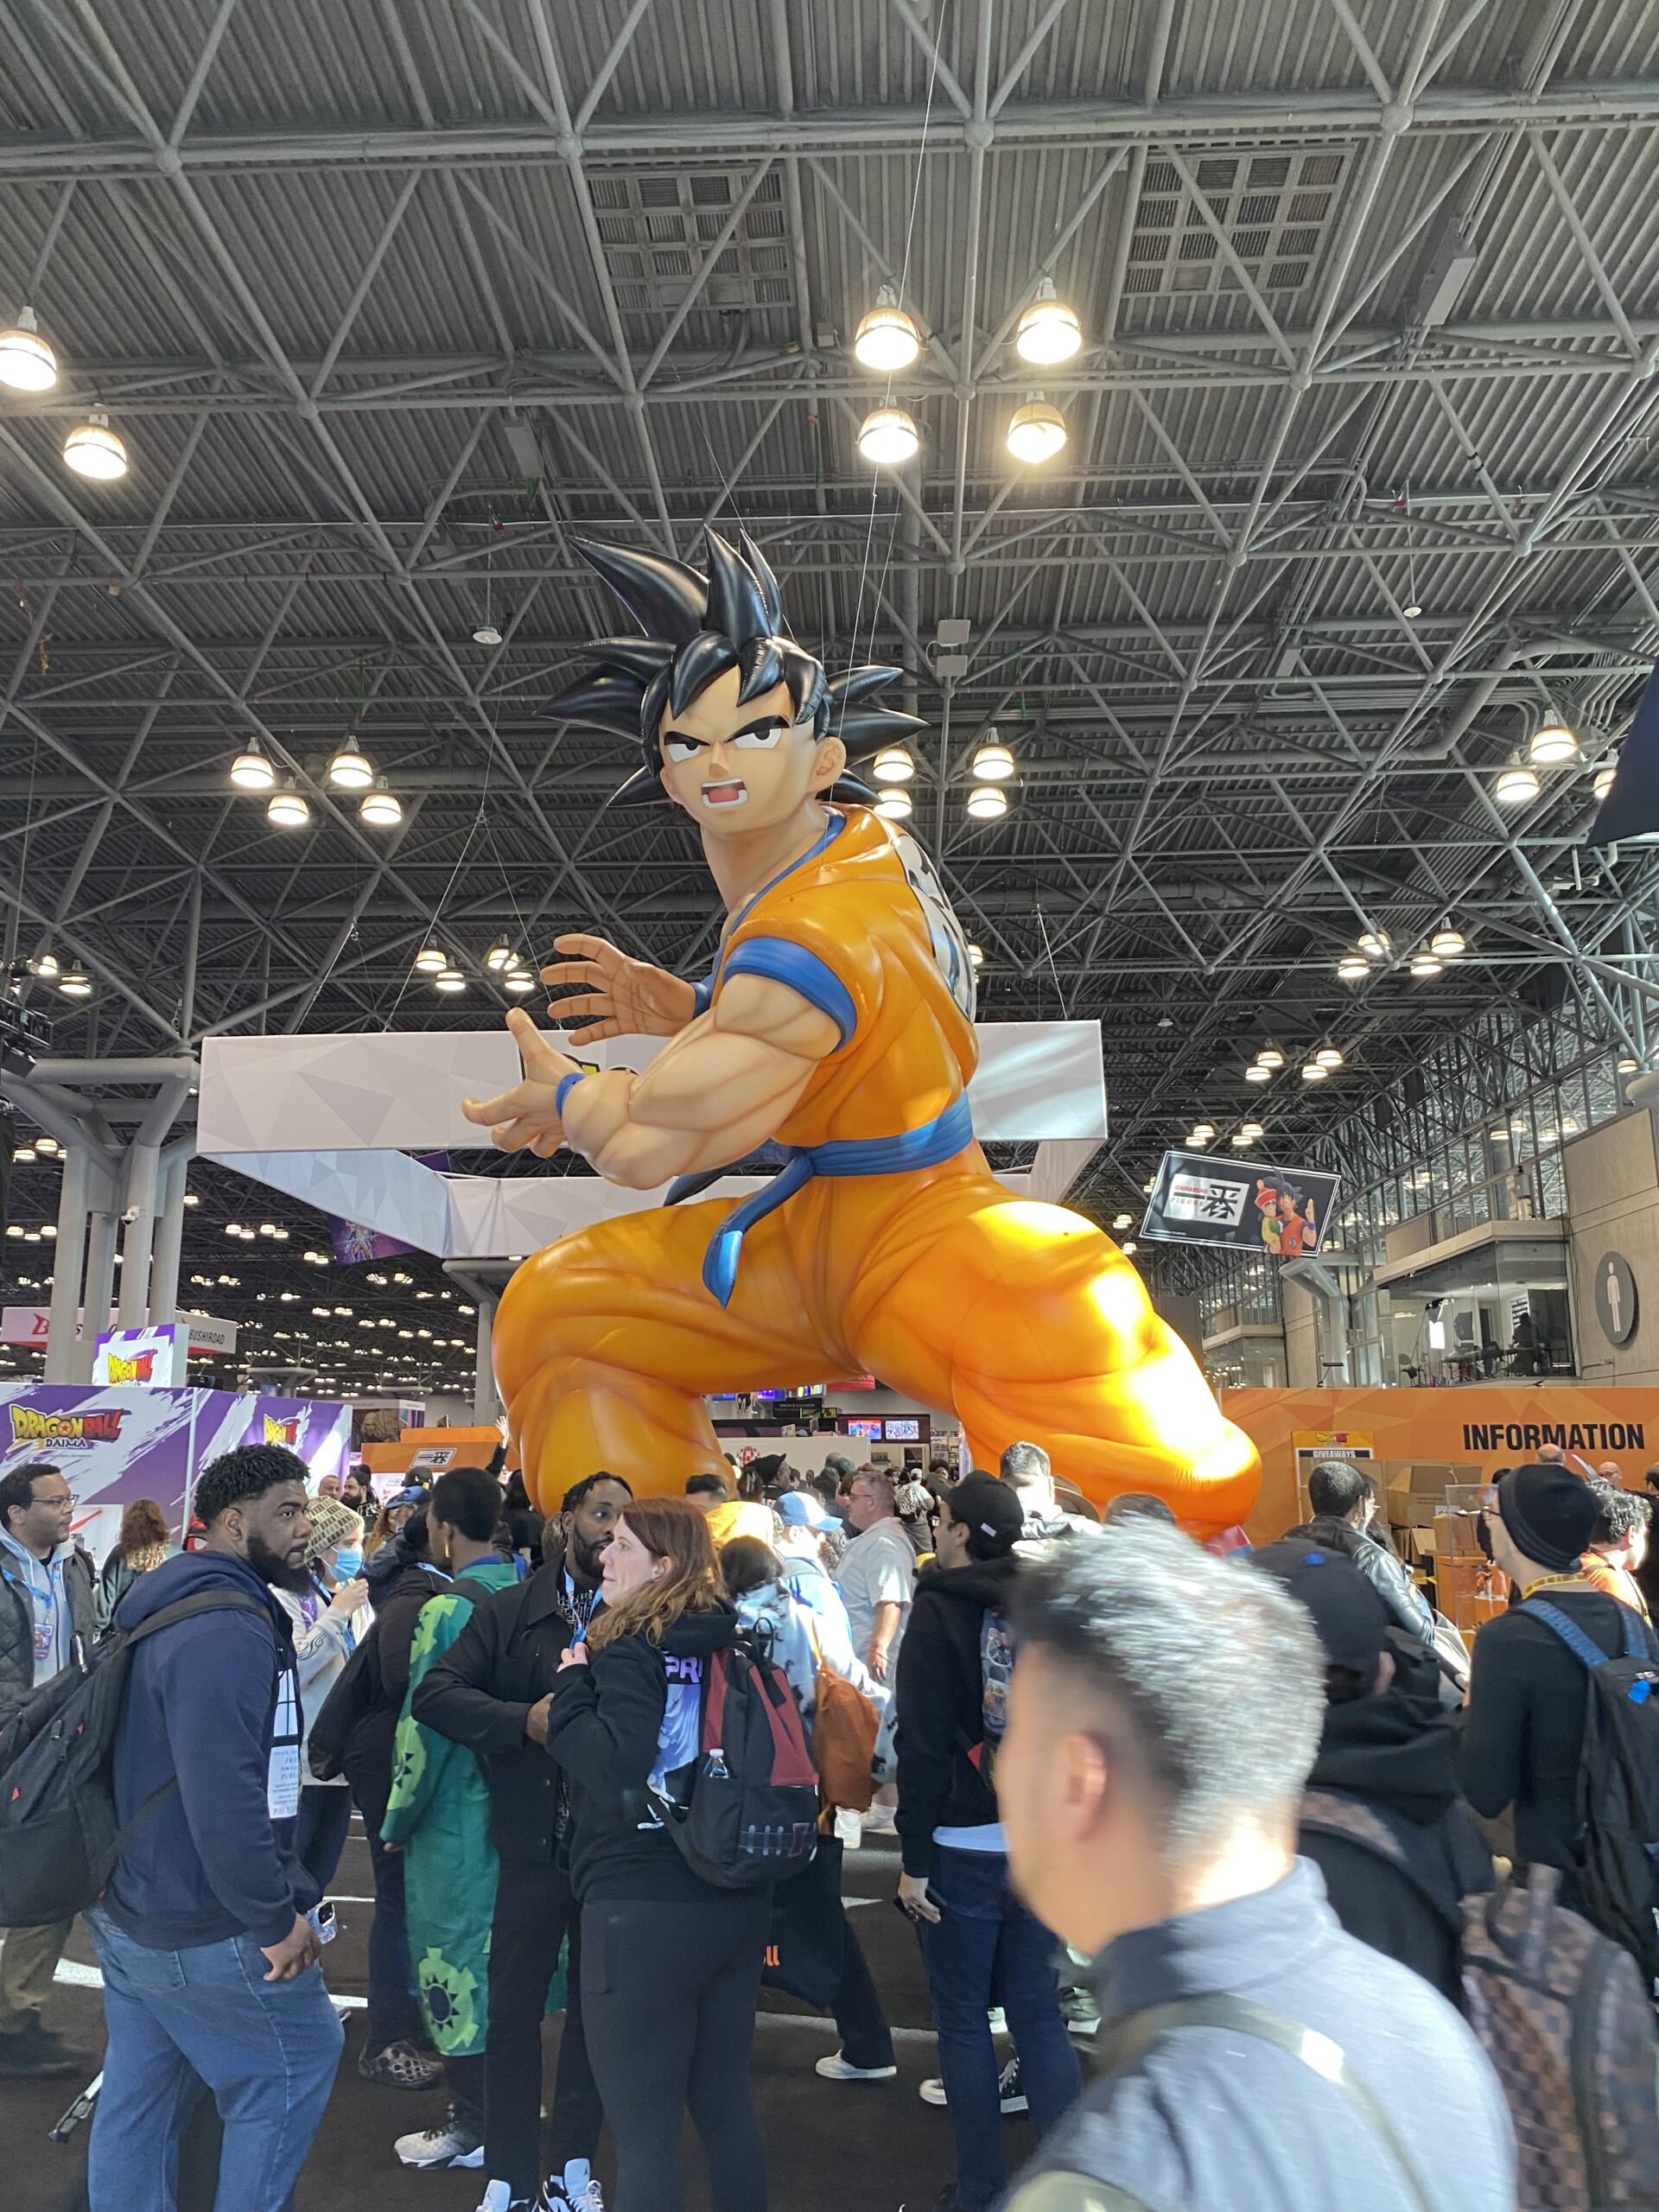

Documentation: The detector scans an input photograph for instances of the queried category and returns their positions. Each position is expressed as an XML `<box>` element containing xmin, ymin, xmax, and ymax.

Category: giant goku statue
<box><xmin>463</xmin><ymin>530</ymin><xmax>1259</xmax><ymax>1533</ymax></box>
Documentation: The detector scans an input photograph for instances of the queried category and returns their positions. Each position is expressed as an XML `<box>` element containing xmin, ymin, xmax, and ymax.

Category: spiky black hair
<box><xmin>549</xmin><ymin>528</ymin><xmax>925</xmax><ymax>803</ymax></box>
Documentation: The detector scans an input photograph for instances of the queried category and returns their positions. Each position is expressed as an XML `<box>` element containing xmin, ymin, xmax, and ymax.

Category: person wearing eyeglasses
<box><xmin>0</xmin><ymin>1459</ymin><xmax>98</xmax><ymax>2080</ymax></box>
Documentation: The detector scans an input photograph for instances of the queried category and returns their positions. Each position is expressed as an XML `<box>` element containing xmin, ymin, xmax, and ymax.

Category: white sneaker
<box><xmin>396</xmin><ymin>2106</ymin><xmax>486</xmax><ymax>2169</ymax></box>
<box><xmin>816</xmin><ymin>2049</ymin><xmax>899</xmax><ymax>2082</ymax></box>
<box><xmin>538</xmin><ymin>2159</ymin><xmax>606</xmax><ymax>2211</ymax></box>
<box><xmin>918</xmin><ymin>2057</ymin><xmax>1026</xmax><ymax>2114</ymax></box>
<box><xmin>475</xmin><ymin>2186</ymin><xmax>531</xmax><ymax>2212</ymax></box>
<box><xmin>861</xmin><ymin>1803</ymin><xmax>898</xmax><ymax>1834</ymax></box>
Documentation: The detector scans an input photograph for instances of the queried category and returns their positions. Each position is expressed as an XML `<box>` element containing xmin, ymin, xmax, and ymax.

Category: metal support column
<box><xmin>148</xmin><ymin>1140</ymin><xmax>193</xmax><ymax>1329</ymax></box>
<box><xmin>473</xmin><ymin>1288</ymin><xmax>499</xmax><ymax>1425</ymax></box>
<box><xmin>44</xmin><ymin>1141</ymin><xmax>91</xmax><ymax>1383</ymax></box>
<box><xmin>79</xmin><ymin>1195</ymin><xmax>118</xmax><ymax>1384</ymax></box>
<box><xmin>116</xmin><ymin>1077</ymin><xmax>193</xmax><ymax>1326</ymax></box>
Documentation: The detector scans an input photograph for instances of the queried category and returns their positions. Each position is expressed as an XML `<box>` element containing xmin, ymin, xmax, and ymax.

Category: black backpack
<box><xmin>0</xmin><ymin>1589</ymin><xmax>268</xmax><ymax>1925</ymax></box>
<box><xmin>650</xmin><ymin>1627</ymin><xmax>819</xmax><ymax>1890</ymax></box>
<box><xmin>1521</xmin><ymin>1598</ymin><xmax>1659</xmax><ymax>1983</ymax></box>
<box><xmin>306</xmin><ymin>1618</ymin><xmax>385</xmax><ymax>1782</ymax></box>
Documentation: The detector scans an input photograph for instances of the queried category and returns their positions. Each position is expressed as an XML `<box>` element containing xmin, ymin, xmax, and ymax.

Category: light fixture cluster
<box><xmin>226</xmin><ymin>1220</ymin><xmax>291</xmax><ymax>1243</ymax></box>
<box><xmin>228</xmin><ymin>737</ymin><xmax>404</xmax><ymax>828</ymax></box>
<box><xmin>1340</xmin><ymin>920</ymin><xmax>1465</xmax><ymax>983</ymax></box>
<box><xmin>413</xmin><ymin>944</ymin><xmax>535</xmax><ymax>996</ymax></box>
<box><xmin>869</xmin><ymin>729</ymin><xmax>1017</xmax><ymax>827</ymax></box>
<box><xmin>1495</xmin><ymin>708</ymin><xmax>1608</xmax><ymax>809</ymax></box>
<box><xmin>25</xmin><ymin>950</ymin><xmax>91</xmax><ymax>998</ymax></box>
<box><xmin>852</xmin><ymin>275</ymin><xmax>1083</xmax><ymax>471</ymax></box>
<box><xmin>0</xmin><ymin>304</ymin><xmax>134</xmax><ymax>481</ymax></box>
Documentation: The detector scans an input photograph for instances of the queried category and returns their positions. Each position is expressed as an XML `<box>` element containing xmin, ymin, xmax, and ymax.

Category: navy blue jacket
<box><xmin>104</xmin><ymin>1548</ymin><xmax>313</xmax><ymax>1951</ymax></box>
<box><xmin>1006</xmin><ymin>1860</ymin><xmax>1513</xmax><ymax>2212</ymax></box>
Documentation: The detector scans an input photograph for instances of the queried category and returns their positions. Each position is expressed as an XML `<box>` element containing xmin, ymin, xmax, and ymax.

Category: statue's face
<box><xmin>658</xmin><ymin>663</ymin><xmax>845</xmax><ymax>836</ymax></box>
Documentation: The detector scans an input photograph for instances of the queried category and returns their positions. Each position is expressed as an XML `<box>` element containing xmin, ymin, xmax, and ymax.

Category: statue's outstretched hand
<box><xmin>461</xmin><ymin>1008</ymin><xmax>582</xmax><ymax>1156</ymax></box>
<box><xmin>542</xmin><ymin>932</ymin><xmax>698</xmax><ymax>1043</ymax></box>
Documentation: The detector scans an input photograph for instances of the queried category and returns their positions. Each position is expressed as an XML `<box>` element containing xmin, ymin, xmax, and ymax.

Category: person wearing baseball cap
<box><xmin>1464</xmin><ymin>1463</ymin><xmax>1658</xmax><ymax>1910</ymax></box>
<box><xmin>893</xmin><ymin>1472</ymin><xmax>1080</xmax><ymax>2209</ymax></box>
<box><xmin>1249</xmin><ymin>1542</ymin><xmax>1491</xmax><ymax>2002</ymax></box>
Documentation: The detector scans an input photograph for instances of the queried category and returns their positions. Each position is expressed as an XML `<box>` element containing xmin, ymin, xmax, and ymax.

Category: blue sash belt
<box><xmin>668</xmin><ymin>1094</ymin><xmax>976</xmax><ymax>1307</ymax></box>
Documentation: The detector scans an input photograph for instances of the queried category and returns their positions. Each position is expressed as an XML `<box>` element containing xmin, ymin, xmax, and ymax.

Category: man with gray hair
<box><xmin>994</xmin><ymin>1522</ymin><xmax>1514</xmax><ymax>2212</ymax></box>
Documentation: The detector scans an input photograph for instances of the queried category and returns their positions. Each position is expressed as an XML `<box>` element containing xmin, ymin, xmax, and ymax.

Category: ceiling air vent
<box><xmin>1125</xmin><ymin>149</ymin><xmax>1347</xmax><ymax>297</ymax></box>
<box><xmin>587</xmin><ymin>169</ymin><xmax>791</xmax><ymax>315</ymax></box>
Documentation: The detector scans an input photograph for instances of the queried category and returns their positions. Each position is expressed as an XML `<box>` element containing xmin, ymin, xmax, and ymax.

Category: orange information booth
<box><xmin>1224</xmin><ymin>1384</ymin><xmax>1659</xmax><ymax>1541</ymax></box>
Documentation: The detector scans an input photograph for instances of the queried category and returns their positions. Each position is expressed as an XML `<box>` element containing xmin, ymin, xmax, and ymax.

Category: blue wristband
<box><xmin>555</xmin><ymin>1071</ymin><xmax>587</xmax><ymax>1116</ymax></box>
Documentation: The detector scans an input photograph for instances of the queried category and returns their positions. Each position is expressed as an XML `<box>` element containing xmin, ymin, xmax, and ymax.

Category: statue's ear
<box><xmin>810</xmin><ymin>728</ymin><xmax>847</xmax><ymax>792</ymax></box>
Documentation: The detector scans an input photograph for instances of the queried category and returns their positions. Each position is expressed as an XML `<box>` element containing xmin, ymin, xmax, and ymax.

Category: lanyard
<box><xmin>1519</xmin><ymin>1573</ymin><xmax>1596</xmax><ymax>1600</ymax></box>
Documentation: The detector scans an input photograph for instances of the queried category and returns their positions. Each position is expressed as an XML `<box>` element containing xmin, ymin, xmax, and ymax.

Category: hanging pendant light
<box><xmin>874</xmin><ymin>789</ymin><xmax>913</xmax><ymax>822</ymax></box>
<box><xmin>968</xmin><ymin>944</ymin><xmax>984</xmax><ymax>969</ymax></box>
<box><xmin>1300</xmin><ymin>1061</ymin><xmax>1329</xmax><ymax>1083</ymax></box>
<box><xmin>267</xmin><ymin>785</ymin><xmax>310</xmax><ymax>827</ymax></box>
<box><xmin>1495</xmin><ymin>765</ymin><xmax>1540</xmax><ymax>806</ymax></box>
<box><xmin>970</xmin><ymin>734</ymin><xmax>1015</xmax><ymax>780</ymax></box>
<box><xmin>1007</xmin><ymin>397</ymin><xmax>1067</xmax><ymax>464</ymax></box>
<box><xmin>0</xmin><ymin>305</ymin><xmax>57</xmax><ymax>392</ymax></box>
<box><xmin>433</xmin><ymin>967</ymin><xmax>467</xmax><ymax>994</ymax></box>
<box><xmin>485</xmin><ymin>944</ymin><xmax>517</xmax><ymax>971</ymax></box>
<box><xmin>59</xmin><ymin>969</ymin><xmax>92</xmax><ymax>998</ymax></box>
<box><xmin>1357</xmin><ymin>929</ymin><xmax>1390</xmax><ymax>960</ymax></box>
<box><xmin>1430</xmin><ymin>925</ymin><xmax>1465</xmax><ymax>959</ymax></box>
<box><xmin>872</xmin><ymin>746</ymin><xmax>916</xmax><ymax>784</ymax></box>
<box><xmin>327</xmin><ymin>745</ymin><xmax>374</xmax><ymax>790</ymax></box>
<box><xmin>503</xmin><ymin>968</ymin><xmax>536</xmax><ymax>995</ymax></box>
<box><xmin>857</xmin><ymin>406</ymin><xmax>919</xmax><ymax>467</ymax></box>
<box><xmin>1593</xmin><ymin>760</ymin><xmax>1618</xmax><ymax>801</ymax></box>
<box><xmin>413</xmin><ymin>945</ymin><xmax>446</xmax><ymax>973</ymax></box>
<box><xmin>853</xmin><ymin>285</ymin><xmax>922</xmax><ymax>373</ymax></box>
<box><xmin>359</xmin><ymin>782</ymin><xmax>402</xmax><ymax>825</ymax></box>
<box><xmin>1255</xmin><ymin>1046</ymin><xmax>1284</xmax><ymax>1069</ymax></box>
<box><xmin>63</xmin><ymin>410</ymin><xmax>128</xmax><ymax>480</ymax></box>
<box><xmin>1244</xmin><ymin>1063</ymin><xmax>1274</xmax><ymax>1084</ymax></box>
<box><xmin>230</xmin><ymin>741</ymin><xmax>275</xmax><ymax>791</ymax></box>
<box><xmin>29</xmin><ymin>951</ymin><xmax>60</xmax><ymax>979</ymax></box>
<box><xmin>1314</xmin><ymin>1046</ymin><xmax>1344</xmax><ymax>1070</ymax></box>
<box><xmin>472</xmin><ymin>621</ymin><xmax>503</xmax><ymax>646</ymax></box>
<box><xmin>1337</xmin><ymin>954</ymin><xmax>1370</xmax><ymax>982</ymax></box>
<box><xmin>1014</xmin><ymin>276</ymin><xmax>1083</xmax><ymax>365</ymax></box>
<box><xmin>1529</xmin><ymin>710</ymin><xmax>1579</xmax><ymax>767</ymax></box>
<box><xmin>966</xmin><ymin>785</ymin><xmax>1008</xmax><ymax>821</ymax></box>
<box><xmin>1409</xmin><ymin>953</ymin><xmax>1444</xmax><ymax>978</ymax></box>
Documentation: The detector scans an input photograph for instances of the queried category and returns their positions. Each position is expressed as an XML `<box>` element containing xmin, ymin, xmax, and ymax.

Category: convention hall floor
<box><xmin>3</xmin><ymin>1816</ymin><xmax>1039</xmax><ymax>2210</ymax></box>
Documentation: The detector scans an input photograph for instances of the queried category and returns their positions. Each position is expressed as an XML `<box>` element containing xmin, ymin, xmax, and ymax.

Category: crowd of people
<box><xmin>2</xmin><ymin>1433</ymin><xmax>1657</xmax><ymax>2212</ymax></box>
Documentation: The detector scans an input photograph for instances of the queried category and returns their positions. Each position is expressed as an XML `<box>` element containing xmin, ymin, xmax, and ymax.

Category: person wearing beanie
<box><xmin>893</xmin><ymin>1472</ymin><xmax>1080</xmax><ymax>2212</ymax></box>
<box><xmin>1461</xmin><ymin>1464</ymin><xmax>1659</xmax><ymax>1903</ymax></box>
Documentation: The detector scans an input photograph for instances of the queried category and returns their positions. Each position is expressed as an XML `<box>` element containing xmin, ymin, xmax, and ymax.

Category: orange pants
<box><xmin>493</xmin><ymin>1152</ymin><xmax>1260</xmax><ymax>1535</ymax></box>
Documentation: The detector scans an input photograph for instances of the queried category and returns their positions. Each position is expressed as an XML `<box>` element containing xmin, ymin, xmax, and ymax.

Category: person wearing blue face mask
<box><xmin>273</xmin><ymin>1497</ymin><xmax>368</xmax><ymax>1895</ymax></box>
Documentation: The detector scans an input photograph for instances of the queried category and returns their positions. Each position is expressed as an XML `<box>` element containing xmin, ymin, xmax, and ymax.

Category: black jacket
<box><xmin>894</xmin><ymin>1553</ymin><xmax>1020</xmax><ymax>1878</ymax></box>
<box><xmin>542</xmin><ymin>1605</ymin><xmax>739</xmax><ymax>1903</ymax></box>
<box><xmin>1299</xmin><ymin>1682</ymin><xmax>1492</xmax><ymax>2004</ymax></box>
<box><xmin>411</xmin><ymin>1554</ymin><xmax>601</xmax><ymax>1866</ymax></box>
<box><xmin>0</xmin><ymin>1541</ymin><xmax>98</xmax><ymax>1724</ymax></box>
<box><xmin>1282</xmin><ymin>1518</ymin><xmax>1435</xmax><ymax>1650</ymax></box>
<box><xmin>1459</xmin><ymin>1586</ymin><xmax>1656</xmax><ymax>1880</ymax></box>
<box><xmin>339</xmin><ymin>1558</ymin><xmax>451</xmax><ymax>1832</ymax></box>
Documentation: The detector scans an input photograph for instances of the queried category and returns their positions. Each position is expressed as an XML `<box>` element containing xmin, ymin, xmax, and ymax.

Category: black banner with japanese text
<box><xmin>1140</xmin><ymin>1149</ymin><xmax>1342</xmax><ymax>1258</ymax></box>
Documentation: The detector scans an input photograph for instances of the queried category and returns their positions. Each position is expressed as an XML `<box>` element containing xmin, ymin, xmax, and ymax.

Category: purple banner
<box><xmin>329</xmin><ymin>1151</ymin><xmax>450</xmax><ymax>1263</ymax></box>
<box><xmin>0</xmin><ymin>1385</ymin><xmax>350</xmax><ymax>1555</ymax></box>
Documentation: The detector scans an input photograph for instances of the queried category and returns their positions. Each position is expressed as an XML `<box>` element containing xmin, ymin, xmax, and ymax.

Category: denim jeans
<box><xmin>87</xmin><ymin>1907</ymin><xmax>343</xmax><ymax>2212</ymax></box>
<box><xmin>916</xmin><ymin>1847</ymin><xmax>1082</xmax><ymax>2212</ymax></box>
<box><xmin>364</xmin><ymin>1826</ymin><xmax>423</xmax><ymax>2051</ymax></box>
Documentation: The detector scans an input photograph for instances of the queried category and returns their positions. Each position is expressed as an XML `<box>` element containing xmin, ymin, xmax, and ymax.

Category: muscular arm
<box><xmin>461</xmin><ymin>976</ymin><xmax>840</xmax><ymax>1190</ymax></box>
<box><xmin>567</xmin><ymin>974</ymin><xmax>838</xmax><ymax>1186</ymax></box>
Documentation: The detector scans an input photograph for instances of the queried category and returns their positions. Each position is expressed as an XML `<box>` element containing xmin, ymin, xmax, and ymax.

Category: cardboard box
<box><xmin>1384</xmin><ymin>1461</ymin><xmax>1483</xmax><ymax>1529</ymax></box>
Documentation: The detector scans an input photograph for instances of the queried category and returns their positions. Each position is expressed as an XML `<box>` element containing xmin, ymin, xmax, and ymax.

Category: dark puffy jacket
<box><xmin>0</xmin><ymin>1541</ymin><xmax>99</xmax><ymax>1723</ymax></box>
<box><xmin>1300</xmin><ymin>1681</ymin><xmax>1492</xmax><ymax>2005</ymax></box>
<box><xmin>338</xmin><ymin>1557</ymin><xmax>452</xmax><ymax>1833</ymax></box>
<box><xmin>894</xmin><ymin>1553</ymin><xmax>1021</xmax><ymax>1878</ymax></box>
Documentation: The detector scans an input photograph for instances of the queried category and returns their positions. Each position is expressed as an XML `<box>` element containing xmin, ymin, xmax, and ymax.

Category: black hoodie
<box><xmin>894</xmin><ymin>1552</ymin><xmax>1020</xmax><ymax>1878</ymax></box>
<box><xmin>543</xmin><ymin>1603</ymin><xmax>741</xmax><ymax>1903</ymax></box>
<box><xmin>1299</xmin><ymin>1683</ymin><xmax>1492</xmax><ymax>2004</ymax></box>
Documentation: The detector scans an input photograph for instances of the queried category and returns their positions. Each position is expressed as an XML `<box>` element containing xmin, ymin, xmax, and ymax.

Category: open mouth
<box><xmin>700</xmin><ymin>779</ymin><xmax>747</xmax><ymax>808</ymax></box>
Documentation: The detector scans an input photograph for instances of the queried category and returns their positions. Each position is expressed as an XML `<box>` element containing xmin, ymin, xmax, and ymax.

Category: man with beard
<box><xmin>87</xmin><ymin>1444</ymin><xmax>345</xmax><ymax>2212</ymax></box>
<box><xmin>414</xmin><ymin>1470</ymin><xmax>631</xmax><ymax>2212</ymax></box>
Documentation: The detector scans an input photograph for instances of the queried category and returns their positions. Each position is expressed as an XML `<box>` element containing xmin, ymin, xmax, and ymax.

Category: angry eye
<box><xmin>733</xmin><ymin>722</ymin><xmax>785</xmax><ymax>751</ymax></box>
<box><xmin>663</xmin><ymin>735</ymin><xmax>702</xmax><ymax>763</ymax></box>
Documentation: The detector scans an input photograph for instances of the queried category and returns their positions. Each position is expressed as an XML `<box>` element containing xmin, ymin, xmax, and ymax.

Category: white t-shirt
<box><xmin>834</xmin><ymin>1518</ymin><xmax>916</xmax><ymax>1662</ymax></box>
